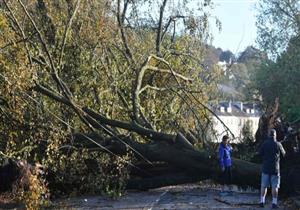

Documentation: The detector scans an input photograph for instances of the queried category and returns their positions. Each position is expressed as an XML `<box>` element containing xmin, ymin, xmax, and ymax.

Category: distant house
<box><xmin>212</xmin><ymin>101</ymin><xmax>261</xmax><ymax>143</ymax></box>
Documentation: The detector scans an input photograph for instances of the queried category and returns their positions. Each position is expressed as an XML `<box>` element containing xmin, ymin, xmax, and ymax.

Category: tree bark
<box><xmin>75</xmin><ymin>133</ymin><xmax>261</xmax><ymax>188</ymax></box>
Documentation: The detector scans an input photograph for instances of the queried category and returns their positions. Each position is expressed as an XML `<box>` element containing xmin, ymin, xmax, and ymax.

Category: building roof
<box><xmin>212</xmin><ymin>101</ymin><xmax>261</xmax><ymax>117</ymax></box>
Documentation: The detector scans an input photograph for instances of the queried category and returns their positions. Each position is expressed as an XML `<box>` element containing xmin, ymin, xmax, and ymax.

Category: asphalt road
<box><xmin>52</xmin><ymin>184</ymin><xmax>293</xmax><ymax>210</ymax></box>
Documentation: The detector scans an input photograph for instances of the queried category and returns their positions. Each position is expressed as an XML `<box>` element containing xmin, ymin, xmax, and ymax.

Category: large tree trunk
<box><xmin>255</xmin><ymin>98</ymin><xmax>279</xmax><ymax>144</ymax></box>
<box><xmin>75</xmin><ymin>133</ymin><xmax>261</xmax><ymax>187</ymax></box>
<box><xmin>74</xmin><ymin>132</ymin><xmax>300</xmax><ymax>195</ymax></box>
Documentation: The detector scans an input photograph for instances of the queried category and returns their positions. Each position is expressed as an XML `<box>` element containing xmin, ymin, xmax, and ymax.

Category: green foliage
<box><xmin>256</xmin><ymin>0</ymin><xmax>300</xmax><ymax>57</ymax></box>
<box><xmin>44</xmin><ymin>144</ymin><xmax>130</xmax><ymax>197</ymax></box>
<box><xmin>0</xmin><ymin>1</ymin><xmax>131</xmax><ymax>201</ymax></box>
<box><xmin>0</xmin><ymin>0</ymin><xmax>221</xmax><ymax>204</ymax></box>
<box><xmin>252</xmin><ymin>36</ymin><xmax>300</xmax><ymax>121</ymax></box>
<box><xmin>253</xmin><ymin>0</ymin><xmax>300</xmax><ymax>122</ymax></box>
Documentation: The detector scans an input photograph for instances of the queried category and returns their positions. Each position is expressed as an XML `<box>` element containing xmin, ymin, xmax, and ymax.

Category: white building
<box><xmin>212</xmin><ymin>101</ymin><xmax>261</xmax><ymax>143</ymax></box>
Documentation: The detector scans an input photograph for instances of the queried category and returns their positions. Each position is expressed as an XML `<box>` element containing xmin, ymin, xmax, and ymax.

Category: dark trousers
<box><xmin>222</xmin><ymin>166</ymin><xmax>232</xmax><ymax>185</ymax></box>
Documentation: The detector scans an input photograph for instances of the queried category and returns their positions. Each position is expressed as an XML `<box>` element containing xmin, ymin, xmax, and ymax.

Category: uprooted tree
<box><xmin>0</xmin><ymin>0</ymin><xmax>300</xmax><ymax>204</ymax></box>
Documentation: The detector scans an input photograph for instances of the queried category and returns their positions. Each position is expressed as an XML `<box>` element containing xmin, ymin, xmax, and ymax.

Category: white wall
<box><xmin>212</xmin><ymin>115</ymin><xmax>260</xmax><ymax>143</ymax></box>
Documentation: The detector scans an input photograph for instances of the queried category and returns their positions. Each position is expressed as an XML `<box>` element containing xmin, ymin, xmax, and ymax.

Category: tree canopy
<box><xmin>253</xmin><ymin>0</ymin><xmax>300</xmax><ymax>122</ymax></box>
<box><xmin>253</xmin><ymin>36</ymin><xmax>300</xmax><ymax>121</ymax></box>
<box><xmin>256</xmin><ymin>0</ymin><xmax>300</xmax><ymax>58</ymax></box>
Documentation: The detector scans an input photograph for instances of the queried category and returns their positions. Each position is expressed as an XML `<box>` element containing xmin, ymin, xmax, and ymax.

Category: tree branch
<box><xmin>133</xmin><ymin>56</ymin><xmax>152</xmax><ymax>122</ymax></box>
<box><xmin>34</xmin><ymin>83</ymin><xmax>176</xmax><ymax>143</ymax></box>
<box><xmin>139</xmin><ymin>85</ymin><xmax>167</xmax><ymax>94</ymax></box>
<box><xmin>34</xmin><ymin>83</ymin><xmax>95</xmax><ymax>131</ymax></box>
<box><xmin>161</xmin><ymin>15</ymin><xmax>186</xmax><ymax>43</ymax></box>
<box><xmin>133</xmin><ymin>55</ymin><xmax>192</xmax><ymax>128</ymax></box>
<box><xmin>151</xmin><ymin>54</ymin><xmax>235</xmax><ymax>139</ymax></box>
<box><xmin>0</xmin><ymin>35</ymin><xmax>33</xmax><ymax>50</ymax></box>
<box><xmin>117</xmin><ymin>0</ymin><xmax>133</xmax><ymax>61</ymax></box>
<box><xmin>147</xmin><ymin>66</ymin><xmax>193</xmax><ymax>82</ymax></box>
<box><xmin>83</xmin><ymin>107</ymin><xmax>175</xmax><ymax>143</ymax></box>
<box><xmin>156</xmin><ymin>0</ymin><xmax>168</xmax><ymax>56</ymax></box>
<box><xmin>58</xmin><ymin>0</ymin><xmax>81</xmax><ymax>68</ymax></box>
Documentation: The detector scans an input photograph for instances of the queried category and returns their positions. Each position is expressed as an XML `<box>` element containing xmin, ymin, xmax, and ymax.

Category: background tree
<box><xmin>217</xmin><ymin>46</ymin><xmax>265</xmax><ymax>101</ymax></box>
<box><xmin>252</xmin><ymin>36</ymin><xmax>300</xmax><ymax>122</ymax></box>
<box><xmin>256</xmin><ymin>0</ymin><xmax>300</xmax><ymax>58</ymax></box>
<box><xmin>254</xmin><ymin>0</ymin><xmax>300</xmax><ymax>122</ymax></box>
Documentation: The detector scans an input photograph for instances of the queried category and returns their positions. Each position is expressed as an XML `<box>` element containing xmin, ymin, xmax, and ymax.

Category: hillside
<box><xmin>203</xmin><ymin>45</ymin><xmax>266</xmax><ymax>101</ymax></box>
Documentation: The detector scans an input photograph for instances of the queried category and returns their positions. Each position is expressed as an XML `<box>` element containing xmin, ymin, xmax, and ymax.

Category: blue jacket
<box><xmin>219</xmin><ymin>143</ymin><xmax>232</xmax><ymax>168</ymax></box>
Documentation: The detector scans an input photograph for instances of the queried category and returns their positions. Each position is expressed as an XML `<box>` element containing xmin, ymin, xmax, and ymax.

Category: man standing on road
<box><xmin>259</xmin><ymin>129</ymin><xmax>286</xmax><ymax>209</ymax></box>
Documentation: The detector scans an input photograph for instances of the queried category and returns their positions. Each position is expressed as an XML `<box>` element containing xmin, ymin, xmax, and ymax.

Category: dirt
<box><xmin>52</xmin><ymin>184</ymin><xmax>295</xmax><ymax>210</ymax></box>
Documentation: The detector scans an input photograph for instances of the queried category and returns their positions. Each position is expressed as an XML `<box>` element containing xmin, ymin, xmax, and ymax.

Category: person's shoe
<box><xmin>272</xmin><ymin>203</ymin><xmax>278</xmax><ymax>209</ymax></box>
<box><xmin>259</xmin><ymin>202</ymin><xmax>264</xmax><ymax>208</ymax></box>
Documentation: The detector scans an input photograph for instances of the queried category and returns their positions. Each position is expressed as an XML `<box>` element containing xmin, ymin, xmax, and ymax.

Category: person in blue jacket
<box><xmin>218</xmin><ymin>135</ymin><xmax>232</xmax><ymax>194</ymax></box>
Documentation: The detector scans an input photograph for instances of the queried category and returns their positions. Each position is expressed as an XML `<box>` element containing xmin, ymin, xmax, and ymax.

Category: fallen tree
<box><xmin>29</xmin><ymin>81</ymin><xmax>300</xmax><ymax>195</ymax></box>
<box><xmin>2</xmin><ymin>84</ymin><xmax>300</xmax><ymax>196</ymax></box>
<box><xmin>76</xmin><ymin>131</ymin><xmax>300</xmax><ymax>195</ymax></box>
<box><xmin>74</xmin><ymin>132</ymin><xmax>261</xmax><ymax>189</ymax></box>
<box><xmin>3</xmin><ymin>128</ymin><xmax>299</xmax><ymax>195</ymax></box>
<box><xmin>33</xmin><ymin>86</ymin><xmax>255</xmax><ymax>178</ymax></box>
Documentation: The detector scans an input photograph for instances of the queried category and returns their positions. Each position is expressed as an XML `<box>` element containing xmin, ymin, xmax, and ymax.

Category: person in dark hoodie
<box><xmin>259</xmin><ymin>129</ymin><xmax>286</xmax><ymax>209</ymax></box>
<box><xmin>218</xmin><ymin>135</ymin><xmax>232</xmax><ymax>195</ymax></box>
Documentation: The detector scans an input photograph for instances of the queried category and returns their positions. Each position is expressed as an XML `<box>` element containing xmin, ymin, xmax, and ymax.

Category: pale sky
<box><xmin>139</xmin><ymin>0</ymin><xmax>258</xmax><ymax>54</ymax></box>
<box><xmin>210</xmin><ymin>0</ymin><xmax>258</xmax><ymax>54</ymax></box>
